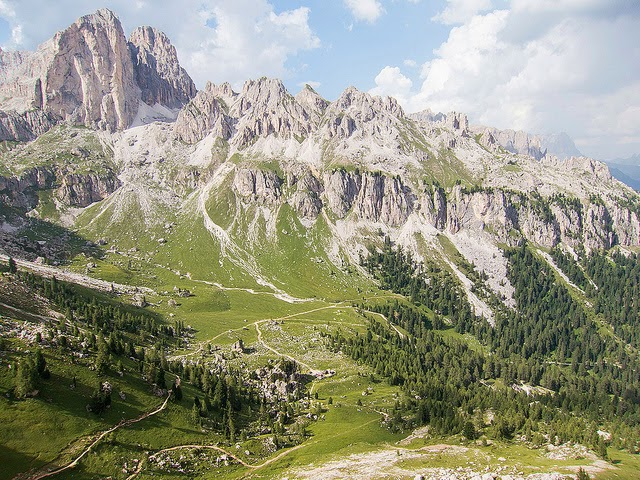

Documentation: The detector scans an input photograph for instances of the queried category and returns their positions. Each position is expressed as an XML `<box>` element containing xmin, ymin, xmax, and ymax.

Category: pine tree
<box><xmin>95</xmin><ymin>340</ymin><xmax>109</xmax><ymax>376</ymax></box>
<box><xmin>14</xmin><ymin>358</ymin><xmax>38</xmax><ymax>398</ymax></box>
<box><xmin>576</xmin><ymin>467</ymin><xmax>590</xmax><ymax>480</ymax></box>
<box><xmin>191</xmin><ymin>403</ymin><xmax>201</xmax><ymax>426</ymax></box>
<box><xmin>34</xmin><ymin>349</ymin><xmax>49</xmax><ymax>379</ymax></box>
<box><xmin>463</xmin><ymin>421</ymin><xmax>476</xmax><ymax>441</ymax></box>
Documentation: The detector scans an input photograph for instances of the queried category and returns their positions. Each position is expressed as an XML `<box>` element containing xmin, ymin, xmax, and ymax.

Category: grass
<box><xmin>0</xmin><ymin>125</ymin><xmax>114</xmax><ymax>176</ymax></box>
<box><xmin>0</xmin><ymin>337</ymin><xmax>180</xmax><ymax>480</ymax></box>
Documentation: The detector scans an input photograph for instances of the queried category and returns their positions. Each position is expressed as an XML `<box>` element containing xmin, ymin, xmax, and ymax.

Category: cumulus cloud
<box><xmin>369</xmin><ymin>66</ymin><xmax>413</xmax><ymax>104</ymax></box>
<box><xmin>372</xmin><ymin>2</ymin><xmax>640</xmax><ymax>158</ymax></box>
<box><xmin>344</xmin><ymin>0</ymin><xmax>385</xmax><ymax>23</ymax></box>
<box><xmin>0</xmin><ymin>0</ymin><xmax>320</xmax><ymax>89</ymax></box>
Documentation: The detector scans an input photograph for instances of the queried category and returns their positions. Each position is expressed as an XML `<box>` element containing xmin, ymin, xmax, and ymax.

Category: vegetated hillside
<box><xmin>344</xmin><ymin>240</ymin><xmax>640</xmax><ymax>453</ymax></box>
<box><xmin>2</xmin><ymin>8</ymin><xmax>640</xmax><ymax>480</ymax></box>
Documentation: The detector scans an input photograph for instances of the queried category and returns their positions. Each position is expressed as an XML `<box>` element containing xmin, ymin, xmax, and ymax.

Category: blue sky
<box><xmin>0</xmin><ymin>0</ymin><xmax>638</xmax><ymax>160</ymax></box>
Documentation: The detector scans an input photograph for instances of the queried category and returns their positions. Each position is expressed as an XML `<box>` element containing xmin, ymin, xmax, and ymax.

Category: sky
<box><xmin>0</xmin><ymin>0</ymin><xmax>638</xmax><ymax>160</ymax></box>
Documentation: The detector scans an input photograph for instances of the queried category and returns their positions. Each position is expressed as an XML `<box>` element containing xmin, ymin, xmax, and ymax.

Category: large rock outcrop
<box><xmin>174</xmin><ymin>82</ymin><xmax>233</xmax><ymax>144</ymax></box>
<box><xmin>0</xmin><ymin>110</ymin><xmax>57</xmax><ymax>142</ymax></box>
<box><xmin>129</xmin><ymin>26</ymin><xmax>197</xmax><ymax>109</ymax></box>
<box><xmin>0</xmin><ymin>166</ymin><xmax>119</xmax><ymax>211</ymax></box>
<box><xmin>0</xmin><ymin>9</ymin><xmax>194</xmax><ymax>137</ymax></box>
<box><xmin>0</xmin><ymin>9</ymin><xmax>138</xmax><ymax>131</ymax></box>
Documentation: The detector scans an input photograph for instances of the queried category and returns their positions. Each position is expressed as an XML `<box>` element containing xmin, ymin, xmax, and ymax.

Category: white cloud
<box><xmin>369</xmin><ymin>66</ymin><xmax>413</xmax><ymax>105</ymax></box>
<box><xmin>432</xmin><ymin>0</ymin><xmax>493</xmax><ymax>25</ymax></box>
<box><xmin>0</xmin><ymin>0</ymin><xmax>320</xmax><ymax>89</ymax></box>
<box><xmin>370</xmin><ymin>3</ymin><xmax>640</xmax><ymax>158</ymax></box>
<box><xmin>344</xmin><ymin>0</ymin><xmax>385</xmax><ymax>23</ymax></box>
<box><xmin>403</xmin><ymin>59</ymin><xmax>417</xmax><ymax>68</ymax></box>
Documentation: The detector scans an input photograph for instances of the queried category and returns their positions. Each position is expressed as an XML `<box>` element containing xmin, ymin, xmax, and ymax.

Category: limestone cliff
<box><xmin>129</xmin><ymin>26</ymin><xmax>197</xmax><ymax>109</ymax></box>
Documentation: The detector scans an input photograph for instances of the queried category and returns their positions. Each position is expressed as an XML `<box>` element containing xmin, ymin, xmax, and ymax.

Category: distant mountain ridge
<box><xmin>605</xmin><ymin>154</ymin><xmax>640</xmax><ymax>191</ymax></box>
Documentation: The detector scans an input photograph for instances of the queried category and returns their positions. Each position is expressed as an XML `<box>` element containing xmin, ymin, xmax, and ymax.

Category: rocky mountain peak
<box><xmin>333</xmin><ymin>87</ymin><xmax>404</xmax><ymax>119</ymax></box>
<box><xmin>129</xmin><ymin>26</ymin><xmax>197</xmax><ymax>109</ymax></box>
<box><xmin>0</xmin><ymin>8</ymin><xmax>139</xmax><ymax>132</ymax></box>
<box><xmin>46</xmin><ymin>8</ymin><xmax>139</xmax><ymax>130</ymax></box>
<box><xmin>322</xmin><ymin>86</ymin><xmax>405</xmax><ymax>142</ymax></box>
<box><xmin>294</xmin><ymin>84</ymin><xmax>329</xmax><ymax>119</ymax></box>
<box><xmin>235</xmin><ymin>77</ymin><xmax>292</xmax><ymax>116</ymax></box>
<box><xmin>205</xmin><ymin>81</ymin><xmax>238</xmax><ymax>107</ymax></box>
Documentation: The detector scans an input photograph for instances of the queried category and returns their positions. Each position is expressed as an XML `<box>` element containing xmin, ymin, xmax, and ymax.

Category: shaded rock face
<box><xmin>0</xmin><ymin>166</ymin><xmax>120</xmax><ymax>210</ymax></box>
<box><xmin>54</xmin><ymin>172</ymin><xmax>121</xmax><ymax>207</ymax></box>
<box><xmin>233</xmin><ymin>169</ymin><xmax>283</xmax><ymax>205</ymax></box>
<box><xmin>353</xmin><ymin>173</ymin><xmax>414</xmax><ymax>226</ymax></box>
<box><xmin>324</xmin><ymin>170</ymin><xmax>362</xmax><ymax>218</ymax></box>
<box><xmin>129</xmin><ymin>26</ymin><xmax>197</xmax><ymax>109</ymax></box>
<box><xmin>0</xmin><ymin>110</ymin><xmax>57</xmax><ymax>142</ymax></box>
<box><xmin>447</xmin><ymin>187</ymin><xmax>516</xmax><ymax>239</ymax></box>
<box><xmin>0</xmin><ymin>167</ymin><xmax>56</xmax><ymax>210</ymax></box>
<box><xmin>289</xmin><ymin>171</ymin><xmax>324</xmax><ymax>220</ymax></box>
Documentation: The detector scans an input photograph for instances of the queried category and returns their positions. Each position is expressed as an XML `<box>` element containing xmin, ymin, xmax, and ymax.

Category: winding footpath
<box><xmin>25</xmin><ymin>395</ymin><xmax>171</xmax><ymax>480</ymax></box>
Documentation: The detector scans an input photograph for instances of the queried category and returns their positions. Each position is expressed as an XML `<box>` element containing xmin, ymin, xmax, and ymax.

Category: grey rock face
<box><xmin>0</xmin><ymin>9</ymin><xmax>139</xmax><ymax>131</ymax></box>
<box><xmin>583</xmin><ymin>203</ymin><xmax>615</xmax><ymax>250</ymax></box>
<box><xmin>354</xmin><ymin>174</ymin><xmax>414</xmax><ymax>226</ymax></box>
<box><xmin>0</xmin><ymin>166</ymin><xmax>119</xmax><ymax>210</ymax></box>
<box><xmin>0</xmin><ymin>110</ymin><xmax>57</xmax><ymax>141</ymax></box>
<box><xmin>551</xmin><ymin>203</ymin><xmax>583</xmax><ymax>247</ymax></box>
<box><xmin>233</xmin><ymin>169</ymin><xmax>283</xmax><ymax>205</ymax></box>
<box><xmin>472</xmin><ymin>127</ymin><xmax>546</xmax><ymax>160</ymax></box>
<box><xmin>54</xmin><ymin>171</ymin><xmax>121</xmax><ymax>207</ymax></box>
<box><xmin>289</xmin><ymin>171</ymin><xmax>324</xmax><ymax>220</ymax></box>
<box><xmin>174</xmin><ymin>82</ymin><xmax>233</xmax><ymax>143</ymax></box>
<box><xmin>0</xmin><ymin>167</ymin><xmax>56</xmax><ymax>210</ymax></box>
<box><xmin>129</xmin><ymin>26</ymin><xmax>196</xmax><ymax>109</ymax></box>
<box><xmin>324</xmin><ymin>170</ymin><xmax>362</xmax><ymax>218</ymax></box>
<box><xmin>447</xmin><ymin>187</ymin><xmax>516</xmax><ymax>239</ymax></box>
<box><xmin>445</xmin><ymin>112</ymin><xmax>469</xmax><ymax>134</ymax></box>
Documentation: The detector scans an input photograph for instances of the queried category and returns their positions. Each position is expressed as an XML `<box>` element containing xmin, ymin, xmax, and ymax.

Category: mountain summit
<box><xmin>0</xmin><ymin>9</ymin><xmax>195</xmax><ymax>138</ymax></box>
